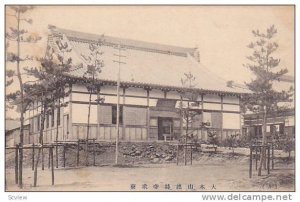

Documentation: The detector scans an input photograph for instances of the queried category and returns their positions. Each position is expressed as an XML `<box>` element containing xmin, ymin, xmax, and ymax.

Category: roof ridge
<box><xmin>49</xmin><ymin>25</ymin><xmax>196</xmax><ymax>56</ymax></box>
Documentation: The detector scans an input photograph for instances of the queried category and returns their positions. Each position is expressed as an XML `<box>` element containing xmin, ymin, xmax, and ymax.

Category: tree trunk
<box><xmin>16</xmin><ymin>10</ymin><xmax>24</xmax><ymax>188</ymax></box>
<box><xmin>33</xmin><ymin>102</ymin><xmax>46</xmax><ymax>187</ymax></box>
<box><xmin>33</xmin><ymin>148</ymin><xmax>41</xmax><ymax>187</ymax></box>
<box><xmin>55</xmin><ymin>93</ymin><xmax>61</xmax><ymax>168</ymax></box>
<box><xmin>258</xmin><ymin>107</ymin><xmax>267</xmax><ymax>176</ymax></box>
<box><xmin>184</xmin><ymin>102</ymin><xmax>189</xmax><ymax>166</ymax></box>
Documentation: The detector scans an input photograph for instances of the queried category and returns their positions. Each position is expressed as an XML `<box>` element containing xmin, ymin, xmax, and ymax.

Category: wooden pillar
<box><xmin>15</xmin><ymin>144</ymin><xmax>19</xmax><ymax>184</ymax></box>
<box><xmin>69</xmin><ymin>84</ymin><xmax>73</xmax><ymax>140</ymax></box>
<box><xmin>96</xmin><ymin>87</ymin><xmax>101</xmax><ymax>141</ymax></box>
<box><xmin>180</xmin><ymin>95</ymin><xmax>183</xmax><ymax>139</ymax></box>
<box><xmin>77</xmin><ymin>140</ymin><xmax>80</xmax><ymax>166</ymax></box>
<box><xmin>48</xmin><ymin>147</ymin><xmax>51</xmax><ymax>169</ymax></box>
<box><xmin>184</xmin><ymin>144</ymin><xmax>187</xmax><ymax>166</ymax></box>
<box><xmin>32</xmin><ymin>143</ymin><xmax>35</xmax><ymax>171</ymax></box>
<box><xmin>272</xmin><ymin>142</ymin><xmax>274</xmax><ymax>169</ymax></box>
<box><xmin>200</xmin><ymin>94</ymin><xmax>204</xmax><ymax>140</ymax></box>
<box><xmin>255</xmin><ymin>146</ymin><xmax>258</xmax><ymax>170</ymax></box>
<box><xmin>55</xmin><ymin>144</ymin><xmax>58</xmax><ymax>169</ymax></box>
<box><xmin>249</xmin><ymin>146</ymin><xmax>253</xmax><ymax>178</ymax></box>
<box><xmin>146</xmin><ymin>89</ymin><xmax>150</xmax><ymax>141</ymax></box>
<box><xmin>50</xmin><ymin>147</ymin><xmax>54</xmax><ymax>185</ymax></box>
<box><xmin>176</xmin><ymin>145</ymin><xmax>179</xmax><ymax>165</ymax></box>
<box><xmin>267</xmin><ymin>146</ymin><xmax>270</xmax><ymax>174</ymax></box>
<box><xmin>220</xmin><ymin>95</ymin><xmax>224</xmax><ymax>142</ymax></box>
<box><xmin>190</xmin><ymin>145</ymin><xmax>193</xmax><ymax>165</ymax></box>
<box><xmin>63</xmin><ymin>144</ymin><xmax>66</xmax><ymax>168</ymax></box>
<box><xmin>122</xmin><ymin>87</ymin><xmax>126</xmax><ymax>140</ymax></box>
<box><xmin>239</xmin><ymin>96</ymin><xmax>242</xmax><ymax>136</ymax></box>
<box><xmin>42</xmin><ymin>147</ymin><xmax>44</xmax><ymax>170</ymax></box>
<box><xmin>93</xmin><ymin>139</ymin><xmax>96</xmax><ymax>166</ymax></box>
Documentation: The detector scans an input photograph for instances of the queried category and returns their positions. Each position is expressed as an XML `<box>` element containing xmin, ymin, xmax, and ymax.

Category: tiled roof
<box><xmin>48</xmin><ymin>25</ymin><xmax>250</xmax><ymax>95</ymax></box>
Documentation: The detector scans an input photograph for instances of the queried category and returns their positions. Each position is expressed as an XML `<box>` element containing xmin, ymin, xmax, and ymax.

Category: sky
<box><xmin>5</xmin><ymin>5</ymin><xmax>295</xmax><ymax>118</ymax></box>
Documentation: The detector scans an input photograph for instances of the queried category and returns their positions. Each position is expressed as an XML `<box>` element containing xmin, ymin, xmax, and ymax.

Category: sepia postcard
<box><xmin>4</xmin><ymin>5</ymin><xmax>295</xmax><ymax>193</ymax></box>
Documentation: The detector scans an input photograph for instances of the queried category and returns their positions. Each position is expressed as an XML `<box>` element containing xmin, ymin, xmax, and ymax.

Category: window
<box><xmin>112</xmin><ymin>105</ymin><xmax>123</xmax><ymax>124</ymax></box>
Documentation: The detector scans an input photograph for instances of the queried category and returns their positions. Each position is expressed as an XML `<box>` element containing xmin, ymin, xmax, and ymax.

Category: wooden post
<box><xmin>15</xmin><ymin>144</ymin><xmax>19</xmax><ymax>184</ymax></box>
<box><xmin>50</xmin><ymin>147</ymin><xmax>54</xmax><ymax>185</ymax></box>
<box><xmin>200</xmin><ymin>94</ymin><xmax>204</xmax><ymax>140</ymax></box>
<box><xmin>48</xmin><ymin>147</ymin><xmax>51</xmax><ymax>169</ymax></box>
<box><xmin>176</xmin><ymin>145</ymin><xmax>179</xmax><ymax>165</ymax></box>
<box><xmin>93</xmin><ymin>139</ymin><xmax>96</xmax><ymax>166</ymax></box>
<box><xmin>184</xmin><ymin>144</ymin><xmax>187</xmax><ymax>166</ymax></box>
<box><xmin>255</xmin><ymin>146</ymin><xmax>258</xmax><ymax>170</ymax></box>
<box><xmin>220</xmin><ymin>95</ymin><xmax>224</xmax><ymax>142</ymax></box>
<box><xmin>272</xmin><ymin>143</ymin><xmax>274</xmax><ymax>169</ymax></box>
<box><xmin>77</xmin><ymin>140</ymin><xmax>80</xmax><ymax>166</ymax></box>
<box><xmin>146</xmin><ymin>89</ymin><xmax>150</xmax><ymax>140</ymax></box>
<box><xmin>249</xmin><ymin>146</ymin><xmax>252</xmax><ymax>178</ymax></box>
<box><xmin>41</xmin><ymin>146</ymin><xmax>44</xmax><ymax>170</ymax></box>
<box><xmin>55</xmin><ymin>145</ymin><xmax>58</xmax><ymax>168</ymax></box>
<box><xmin>32</xmin><ymin>143</ymin><xmax>35</xmax><ymax>171</ymax></box>
<box><xmin>190</xmin><ymin>145</ymin><xmax>193</xmax><ymax>165</ymax></box>
<box><xmin>63</xmin><ymin>144</ymin><xmax>66</xmax><ymax>168</ymax></box>
<box><xmin>267</xmin><ymin>146</ymin><xmax>270</xmax><ymax>175</ymax></box>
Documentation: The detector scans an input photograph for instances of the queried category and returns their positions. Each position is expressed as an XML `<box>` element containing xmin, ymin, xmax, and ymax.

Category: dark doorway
<box><xmin>158</xmin><ymin>117</ymin><xmax>173</xmax><ymax>141</ymax></box>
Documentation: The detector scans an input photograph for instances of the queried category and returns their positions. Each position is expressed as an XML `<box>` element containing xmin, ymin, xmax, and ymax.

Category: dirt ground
<box><xmin>5</xmin><ymin>149</ymin><xmax>294</xmax><ymax>192</ymax></box>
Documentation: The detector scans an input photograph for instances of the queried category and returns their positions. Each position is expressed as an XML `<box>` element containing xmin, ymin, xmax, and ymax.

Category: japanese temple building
<box><xmin>24</xmin><ymin>25</ymin><xmax>249</xmax><ymax>144</ymax></box>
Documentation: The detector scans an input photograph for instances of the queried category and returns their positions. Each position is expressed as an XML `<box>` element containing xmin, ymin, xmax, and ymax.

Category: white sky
<box><xmin>5</xmin><ymin>5</ymin><xmax>295</xmax><ymax>118</ymax></box>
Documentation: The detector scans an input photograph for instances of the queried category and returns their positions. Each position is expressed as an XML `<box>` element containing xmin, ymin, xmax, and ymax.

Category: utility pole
<box><xmin>113</xmin><ymin>43</ymin><xmax>126</xmax><ymax>165</ymax></box>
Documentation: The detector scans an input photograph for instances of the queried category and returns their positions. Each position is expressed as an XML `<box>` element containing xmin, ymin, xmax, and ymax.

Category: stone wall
<box><xmin>5</xmin><ymin>142</ymin><xmax>199</xmax><ymax>169</ymax></box>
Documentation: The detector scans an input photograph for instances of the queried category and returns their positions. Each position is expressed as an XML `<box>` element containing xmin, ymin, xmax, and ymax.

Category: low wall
<box><xmin>5</xmin><ymin>142</ymin><xmax>199</xmax><ymax>168</ymax></box>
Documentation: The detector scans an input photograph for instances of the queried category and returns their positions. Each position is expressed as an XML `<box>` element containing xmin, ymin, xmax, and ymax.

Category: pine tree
<box><xmin>6</xmin><ymin>6</ymin><xmax>41</xmax><ymax>188</ymax></box>
<box><xmin>244</xmin><ymin>25</ymin><xmax>293</xmax><ymax>176</ymax></box>
<box><xmin>180</xmin><ymin>72</ymin><xmax>200</xmax><ymax>165</ymax></box>
<box><xmin>24</xmin><ymin>38</ymin><xmax>73</xmax><ymax>186</ymax></box>
<box><xmin>80</xmin><ymin>41</ymin><xmax>104</xmax><ymax>166</ymax></box>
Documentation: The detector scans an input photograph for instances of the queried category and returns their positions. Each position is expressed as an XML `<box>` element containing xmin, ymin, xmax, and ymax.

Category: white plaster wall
<box><xmin>125</xmin><ymin>97</ymin><xmax>147</xmax><ymax>106</ymax></box>
<box><xmin>149</xmin><ymin>89</ymin><xmax>164</xmax><ymax>98</ymax></box>
<box><xmin>167</xmin><ymin>91</ymin><xmax>181</xmax><ymax>100</ymax></box>
<box><xmin>72</xmin><ymin>103</ymin><xmax>97</xmax><ymax>124</ymax></box>
<box><xmin>203</xmin><ymin>94</ymin><xmax>221</xmax><ymax>102</ymax></box>
<box><xmin>72</xmin><ymin>92</ymin><xmax>98</xmax><ymax>102</ymax></box>
<box><xmin>73</xmin><ymin>84</ymin><xmax>88</xmax><ymax>93</ymax></box>
<box><xmin>202</xmin><ymin>112</ymin><xmax>212</xmax><ymax>125</ymax></box>
<box><xmin>285</xmin><ymin>116</ymin><xmax>294</xmax><ymax>126</ymax></box>
<box><xmin>223</xmin><ymin>104</ymin><xmax>240</xmax><ymax>112</ymax></box>
<box><xmin>126</xmin><ymin>87</ymin><xmax>147</xmax><ymax>97</ymax></box>
<box><xmin>149</xmin><ymin>99</ymin><xmax>158</xmax><ymax>107</ymax></box>
<box><xmin>203</xmin><ymin>103</ymin><xmax>221</xmax><ymax>110</ymax></box>
<box><xmin>103</xmin><ymin>95</ymin><xmax>120</xmax><ymax>104</ymax></box>
<box><xmin>223</xmin><ymin>95</ymin><xmax>239</xmax><ymax>104</ymax></box>
<box><xmin>100</xmin><ymin>85</ymin><xmax>118</xmax><ymax>95</ymax></box>
<box><xmin>223</xmin><ymin>113</ymin><xmax>240</xmax><ymax>129</ymax></box>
